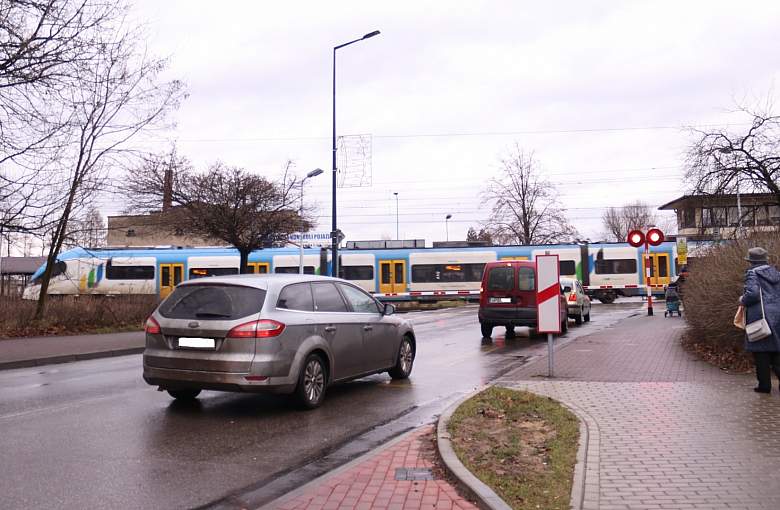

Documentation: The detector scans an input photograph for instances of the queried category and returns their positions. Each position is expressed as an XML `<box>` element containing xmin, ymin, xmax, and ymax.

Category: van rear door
<box><xmin>484</xmin><ymin>263</ymin><xmax>517</xmax><ymax>313</ymax></box>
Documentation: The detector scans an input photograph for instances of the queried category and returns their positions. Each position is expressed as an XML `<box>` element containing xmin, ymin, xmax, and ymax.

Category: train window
<box><xmin>274</xmin><ymin>266</ymin><xmax>316</xmax><ymax>275</ymax></box>
<box><xmin>277</xmin><ymin>283</ymin><xmax>314</xmax><ymax>311</ymax></box>
<box><xmin>340</xmin><ymin>265</ymin><xmax>374</xmax><ymax>280</ymax></box>
<box><xmin>595</xmin><ymin>259</ymin><xmax>637</xmax><ymax>274</ymax></box>
<box><xmin>559</xmin><ymin>260</ymin><xmax>576</xmax><ymax>276</ymax></box>
<box><xmin>411</xmin><ymin>263</ymin><xmax>485</xmax><ymax>283</ymax></box>
<box><xmin>486</xmin><ymin>266</ymin><xmax>514</xmax><ymax>291</ymax></box>
<box><xmin>106</xmin><ymin>261</ymin><xmax>154</xmax><ymax>280</ymax></box>
<box><xmin>189</xmin><ymin>267</ymin><xmax>239</xmax><ymax>279</ymax></box>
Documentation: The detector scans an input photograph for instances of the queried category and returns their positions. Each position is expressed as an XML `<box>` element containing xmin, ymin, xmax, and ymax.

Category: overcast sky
<box><xmin>100</xmin><ymin>0</ymin><xmax>780</xmax><ymax>245</ymax></box>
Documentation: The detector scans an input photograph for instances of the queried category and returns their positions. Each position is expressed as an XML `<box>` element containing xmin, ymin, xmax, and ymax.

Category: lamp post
<box><xmin>332</xmin><ymin>29</ymin><xmax>381</xmax><ymax>276</ymax></box>
<box><xmin>393</xmin><ymin>192</ymin><xmax>399</xmax><ymax>240</ymax></box>
<box><xmin>445</xmin><ymin>214</ymin><xmax>452</xmax><ymax>241</ymax></box>
<box><xmin>299</xmin><ymin>168</ymin><xmax>324</xmax><ymax>274</ymax></box>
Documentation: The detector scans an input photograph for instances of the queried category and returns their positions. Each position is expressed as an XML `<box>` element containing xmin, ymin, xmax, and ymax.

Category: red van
<box><xmin>478</xmin><ymin>260</ymin><xmax>568</xmax><ymax>338</ymax></box>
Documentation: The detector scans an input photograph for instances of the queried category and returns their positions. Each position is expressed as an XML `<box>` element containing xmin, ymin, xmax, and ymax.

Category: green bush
<box><xmin>682</xmin><ymin>233</ymin><xmax>780</xmax><ymax>368</ymax></box>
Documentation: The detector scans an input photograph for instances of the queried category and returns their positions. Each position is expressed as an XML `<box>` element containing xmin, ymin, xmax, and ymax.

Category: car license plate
<box><xmin>489</xmin><ymin>297</ymin><xmax>512</xmax><ymax>304</ymax></box>
<box><xmin>178</xmin><ymin>337</ymin><xmax>215</xmax><ymax>349</ymax></box>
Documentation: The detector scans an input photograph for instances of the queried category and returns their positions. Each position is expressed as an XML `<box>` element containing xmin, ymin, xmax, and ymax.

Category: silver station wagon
<box><xmin>143</xmin><ymin>274</ymin><xmax>416</xmax><ymax>409</ymax></box>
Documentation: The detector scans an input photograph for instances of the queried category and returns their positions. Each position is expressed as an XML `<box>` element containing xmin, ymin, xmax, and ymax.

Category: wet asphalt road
<box><xmin>0</xmin><ymin>302</ymin><xmax>641</xmax><ymax>509</ymax></box>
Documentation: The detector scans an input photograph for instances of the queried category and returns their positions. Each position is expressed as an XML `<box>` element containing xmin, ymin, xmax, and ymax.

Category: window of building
<box><xmin>106</xmin><ymin>260</ymin><xmax>154</xmax><ymax>280</ymax></box>
<box><xmin>340</xmin><ymin>265</ymin><xmax>374</xmax><ymax>281</ymax></box>
<box><xmin>189</xmin><ymin>267</ymin><xmax>239</xmax><ymax>279</ymax></box>
<box><xmin>769</xmin><ymin>205</ymin><xmax>780</xmax><ymax>224</ymax></box>
<box><xmin>680</xmin><ymin>208</ymin><xmax>696</xmax><ymax>229</ymax></box>
<box><xmin>126</xmin><ymin>229</ymin><xmax>136</xmax><ymax>237</ymax></box>
<box><xmin>411</xmin><ymin>263</ymin><xmax>485</xmax><ymax>283</ymax></box>
<box><xmin>756</xmin><ymin>205</ymin><xmax>772</xmax><ymax>226</ymax></box>
<box><xmin>595</xmin><ymin>259</ymin><xmax>637</xmax><ymax>275</ymax></box>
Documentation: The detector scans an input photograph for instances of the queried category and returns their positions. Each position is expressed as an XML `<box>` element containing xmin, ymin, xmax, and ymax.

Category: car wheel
<box><xmin>167</xmin><ymin>389</ymin><xmax>201</xmax><ymax>401</ymax></box>
<box><xmin>480</xmin><ymin>322</ymin><xmax>493</xmax><ymax>338</ymax></box>
<box><xmin>575</xmin><ymin>307</ymin><xmax>583</xmax><ymax>325</ymax></box>
<box><xmin>389</xmin><ymin>336</ymin><xmax>414</xmax><ymax>379</ymax></box>
<box><xmin>296</xmin><ymin>353</ymin><xmax>327</xmax><ymax>409</ymax></box>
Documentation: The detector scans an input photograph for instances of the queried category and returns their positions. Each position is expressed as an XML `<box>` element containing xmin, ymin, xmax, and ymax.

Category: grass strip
<box><xmin>448</xmin><ymin>386</ymin><xmax>579</xmax><ymax>510</ymax></box>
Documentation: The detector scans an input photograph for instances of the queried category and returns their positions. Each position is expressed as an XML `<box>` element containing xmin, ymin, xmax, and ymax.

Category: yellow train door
<box><xmin>379</xmin><ymin>260</ymin><xmax>406</xmax><ymax>294</ymax></box>
<box><xmin>643</xmin><ymin>253</ymin><xmax>671</xmax><ymax>287</ymax></box>
<box><xmin>247</xmin><ymin>262</ymin><xmax>270</xmax><ymax>274</ymax></box>
<box><xmin>159</xmin><ymin>263</ymin><xmax>184</xmax><ymax>299</ymax></box>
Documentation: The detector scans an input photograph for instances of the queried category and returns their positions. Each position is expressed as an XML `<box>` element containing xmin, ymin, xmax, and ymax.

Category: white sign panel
<box><xmin>288</xmin><ymin>232</ymin><xmax>332</xmax><ymax>247</ymax></box>
<box><xmin>536</xmin><ymin>254</ymin><xmax>561</xmax><ymax>334</ymax></box>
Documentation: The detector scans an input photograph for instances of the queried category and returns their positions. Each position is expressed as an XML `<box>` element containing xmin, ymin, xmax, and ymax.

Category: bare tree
<box><xmin>482</xmin><ymin>146</ymin><xmax>577</xmax><ymax>245</ymax></box>
<box><xmin>64</xmin><ymin>206</ymin><xmax>105</xmax><ymax>248</ymax></box>
<box><xmin>116</xmin><ymin>145</ymin><xmax>192</xmax><ymax>213</ymax></box>
<box><xmin>171</xmin><ymin>162</ymin><xmax>309</xmax><ymax>273</ymax></box>
<box><xmin>601</xmin><ymin>201</ymin><xmax>659</xmax><ymax>242</ymax></box>
<box><xmin>33</xmin><ymin>17</ymin><xmax>185</xmax><ymax>319</ymax></box>
<box><xmin>466</xmin><ymin>226</ymin><xmax>492</xmax><ymax>244</ymax></box>
<box><xmin>685</xmin><ymin>103</ymin><xmax>780</xmax><ymax>207</ymax></box>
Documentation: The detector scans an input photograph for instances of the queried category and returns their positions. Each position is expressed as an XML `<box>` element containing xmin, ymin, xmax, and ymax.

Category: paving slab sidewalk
<box><xmin>497</xmin><ymin>314</ymin><xmax>780</xmax><ymax>510</ymax></box>
<box><xmin>261</xmin><ymin>426</ymin><xmax>479</xmax><ymax>510</ymax></box>
<box><xmin>0</xmin><ymin>331</ymin><xmax>144</xmax><ymax>369</ymax></box>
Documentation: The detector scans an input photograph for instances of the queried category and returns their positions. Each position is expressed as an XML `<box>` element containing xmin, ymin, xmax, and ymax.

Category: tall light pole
<box><xmin>332</xmin><ymin>30</ymin><xmax>381</xmax><ymax>276</ymax></box>
<box><xmin>393</xmin><ymin>192</ymin><xmax>399</xmax><ymax>240</ymax></box>
<box><xmin>445</xmin><ymin>214</ymin><xmax>452</xmax><ymax>242</ymax></box>
<box><xmin>299</xmin><ymin>168</ymin><xmax>324</xmax><ymax>274</ymax></box>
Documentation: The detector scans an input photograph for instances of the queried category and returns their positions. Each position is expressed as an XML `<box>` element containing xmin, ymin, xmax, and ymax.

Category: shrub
<box><xmin>682</xmin><ymin>233</ymin><xmax>780</xmax><ymax>370</ymax></box>
<box><xmin>0</xmin><ymin>295</ymin><xmax>159</xmax><ymax>337</ymax></box>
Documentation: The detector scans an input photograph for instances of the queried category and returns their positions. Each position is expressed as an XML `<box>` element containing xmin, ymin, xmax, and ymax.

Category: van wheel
<box><xmin>167</xmin><ymin>389</ymin><xmax>201</xmax><ymax>401</ymax></box>
<box><xmin>575</xmin><ymin>308</ymin><xmax>583</xmax><ymax>325</ymax></box>
<box><xmin>480</xmin><ymin>323</ymin><xmax>493</xmax><ymax>338</ymax></box>
<box><xmin>296</xmin><ymin>353</ymin><xmax>327</xmax><ymax>409</ymax></box>
<box><xmin>505</xmin><ymin>327</ymin><xmax>516</xmax><ymax>338</ymax></box>
<box><xmin>389</xmin><ymin>336</ymin><xmax>414</xmax><ymax>379</ymax></box>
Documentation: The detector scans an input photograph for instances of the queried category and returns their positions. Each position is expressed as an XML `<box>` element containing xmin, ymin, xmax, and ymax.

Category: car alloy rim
<box><xmin>304</xmin><ymin>360</ymin><xmax>324</xmax><ymax>402</ymax></box>
<box><xmin>400</xmin><ymin>341</ymin><xmax>413</xmax><ymax>374</ymax></box>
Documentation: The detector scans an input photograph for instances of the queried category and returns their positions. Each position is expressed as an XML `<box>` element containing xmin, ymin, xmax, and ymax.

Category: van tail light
<box><xmin>227</xmin><ymin>319</ymin><xmax>285</xmax><ymax>339</ymax></box>
<box><xmin>145</xmin><ymin>316</ymin><xmax>161</xmax><ymax>334</ymax></box>
<box><xmin>568</xmin><ymin>293</ymin><xmax>577</xmax><ymax>303</ymax></box>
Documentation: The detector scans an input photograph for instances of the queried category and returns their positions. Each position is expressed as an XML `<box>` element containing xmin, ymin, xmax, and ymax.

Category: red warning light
<box><xmin>646</xmin><ymin>228</ymin><xmax>665</xmax><ymax>246</ymax></box>
<box><xmin>627</xmin><ymin>230</ymin><xmax>645</xmax><ymax>247</ymax></box>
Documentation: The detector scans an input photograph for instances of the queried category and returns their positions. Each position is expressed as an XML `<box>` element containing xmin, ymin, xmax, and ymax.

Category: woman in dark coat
<box><xmin>739</xmin><ymin>247</ymin><xmax>780</xmax><ymax>393</ymax></box>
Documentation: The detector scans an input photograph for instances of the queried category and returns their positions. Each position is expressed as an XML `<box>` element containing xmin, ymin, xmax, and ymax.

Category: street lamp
<box><xmin>393</xmin><ymin>192</ymin><xmax>399</xmax><ymax>240</ymax></box>
<box><xmin>445</xmin><ymin>214</ymin><xmax>452</xmax><ymax>241</ymax></box>
<box><xmin>332</xmin><ymin>29</ymin><xmax>381</xmax><ymax>276</ymax></box>
<box><xmin>299</xmin><ymin>168</ymin><xmax>324</xmax><ymax>274</ymax></box>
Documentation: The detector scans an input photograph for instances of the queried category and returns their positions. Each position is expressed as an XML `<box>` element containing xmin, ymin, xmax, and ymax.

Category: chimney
<box><xmin>162</xmin><ymin>166</ymin><xmax>173</xmax><ymax>212</ymax></box>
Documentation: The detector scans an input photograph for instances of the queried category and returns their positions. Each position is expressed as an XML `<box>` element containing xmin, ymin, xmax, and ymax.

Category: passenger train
<box><xmin>23</xmin><ymin>242</ymin><xmax>679</xmax><ymax>303</ymax></box>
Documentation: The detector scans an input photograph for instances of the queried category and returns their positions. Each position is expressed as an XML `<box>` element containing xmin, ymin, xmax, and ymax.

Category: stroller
<box><xmin>664</xmin><ymin>284</ymin><xmax>681</xmax><ymax>317</ymax></box>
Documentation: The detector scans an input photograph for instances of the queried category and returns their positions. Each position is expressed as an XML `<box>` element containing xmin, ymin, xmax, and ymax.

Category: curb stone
<box><xmin>0</xmin><ymin>346</ymin><xmax>145</xmax><ymax>371</ymax></box>
<box><xmin>436</xmin><ymin>386</ymin><xmax>513</xmax><ymax>510</ymax></box>
<box><xmin>438</xmin><ymin>384</ymin><xmax>595</xmax><ymax>510</ymax></box>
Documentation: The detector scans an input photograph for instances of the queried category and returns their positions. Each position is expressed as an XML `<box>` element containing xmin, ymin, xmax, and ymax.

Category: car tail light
<box><xmin>568</xmin><ymin>292</ymin><xmax>577</xmax><ymax>302</ymax></box>
<box><xmin>227</xmin><ymin>320</ymin><xmax>285</xmax><ymax>339</ymax></box>
<box><xmin>145</xmin><ymin>316</ymin><xmax>161</xmax><ymax>334</ymax></box>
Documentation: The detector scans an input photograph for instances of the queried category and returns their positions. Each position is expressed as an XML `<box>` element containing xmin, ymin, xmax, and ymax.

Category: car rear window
<box><xmin>486</xmin><ymin>266</ymin><xmax>514</xmax><ymax>291</ymax></box>
<box><xmin>158</xmin><ymin>284</ymin><xmax>266</xmax><ymax>320</ymax></box>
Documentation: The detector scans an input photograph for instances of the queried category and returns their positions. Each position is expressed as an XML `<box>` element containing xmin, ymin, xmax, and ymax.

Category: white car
<box><xmin>560</xmin><ymin>277</ymin><xmax>591</xmax><ymax>325</ymax></box>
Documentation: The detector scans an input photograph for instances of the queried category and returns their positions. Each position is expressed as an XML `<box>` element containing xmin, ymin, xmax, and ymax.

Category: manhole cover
<box><xmin>394</xmin><ymin>467</ymin><xmax>435</xmax><ymax>481</ymax></box>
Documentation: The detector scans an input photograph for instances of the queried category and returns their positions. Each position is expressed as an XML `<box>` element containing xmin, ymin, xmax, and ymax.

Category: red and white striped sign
<box><xmin>536</xmin><ymin>254</ymin><xmax>561</xmax><ymax>334</ymax></box>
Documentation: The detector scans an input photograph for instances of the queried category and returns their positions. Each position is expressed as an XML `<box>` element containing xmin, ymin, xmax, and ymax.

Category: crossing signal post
<box><xmin>627</xmin><ymin>228</ymin><xmax>665</xmax><ymax>316</ymax></box>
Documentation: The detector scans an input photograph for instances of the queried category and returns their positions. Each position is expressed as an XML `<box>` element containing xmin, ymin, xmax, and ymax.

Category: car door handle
<box><xmin>363</xmin><ymin>325</ymin><xmax>373</xmax><ymax>331</ymax></box>
<box><xmin>324</xmin><ymin>326</ymin><xmax>337</xmax><ymax>333</ymax></box>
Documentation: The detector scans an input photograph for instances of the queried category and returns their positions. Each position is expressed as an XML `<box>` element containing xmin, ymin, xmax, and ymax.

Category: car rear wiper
<box><xmin>195</xmin><ymin>311</ymin><xmax>232</xmax><ymax>318</ymax></box>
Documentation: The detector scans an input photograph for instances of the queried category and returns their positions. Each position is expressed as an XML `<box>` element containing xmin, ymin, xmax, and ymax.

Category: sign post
<box><xmin>627</xmin><ymin>228</ymin><xmax>665</xmax><ymax>316</ymax></box>
<box><xmin>536</xmin><ymin>253</ymin><xmax>561</xmax><ymax>377</ymax></box>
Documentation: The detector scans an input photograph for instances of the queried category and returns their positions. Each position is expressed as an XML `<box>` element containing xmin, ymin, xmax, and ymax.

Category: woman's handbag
<box><xmin>746</xmin><ymin>288</ymin><xmax>772</xmax><ymax>342</ymax></box>
<box><xmin>734</xmin><ymin>305</ymin><xmax>745</xmax><ymax>330</ymax></box>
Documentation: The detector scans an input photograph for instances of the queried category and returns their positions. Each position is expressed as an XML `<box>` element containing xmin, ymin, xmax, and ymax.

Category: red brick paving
<box><xmin>266</xmin><ymin>426</ymin><xmax>478</xmax><ymax>510</ymax></box>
